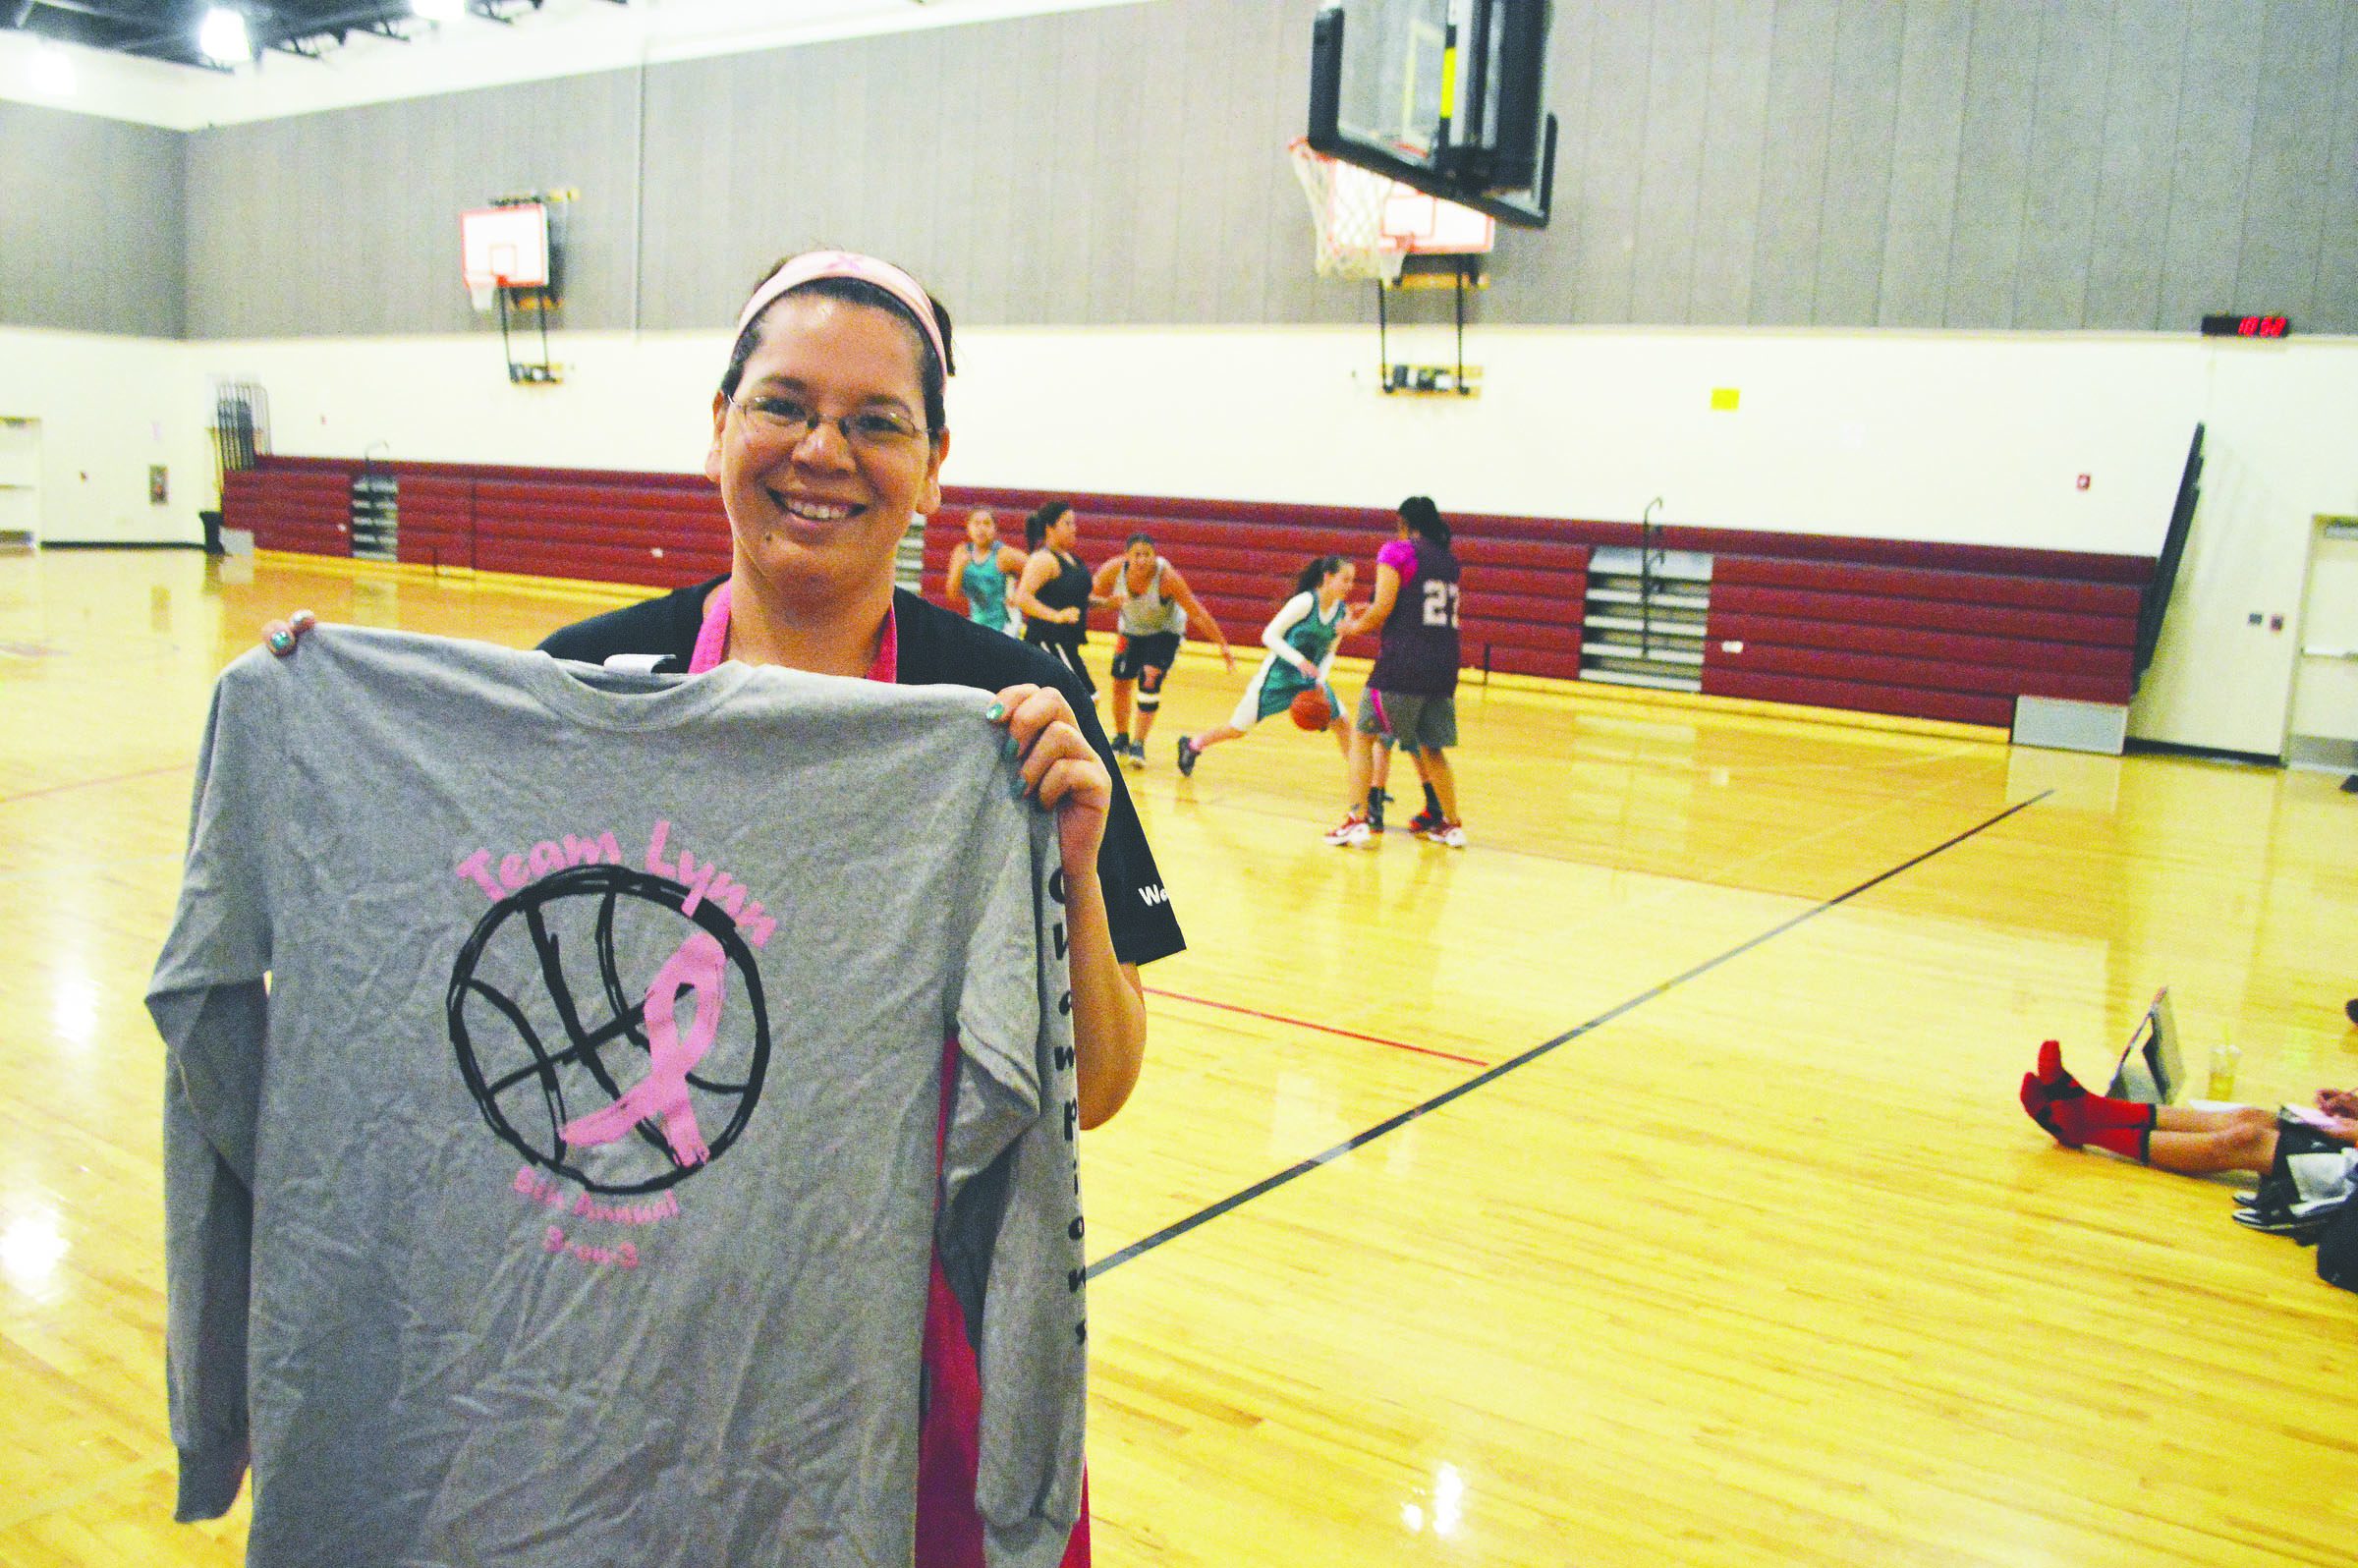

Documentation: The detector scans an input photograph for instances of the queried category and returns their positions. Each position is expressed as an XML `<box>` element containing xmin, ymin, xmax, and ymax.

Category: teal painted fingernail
<box><xmin>985</xmin><ymin>701</ymin><xmax>1005</xmax><ymax>720</ymax></box>
<box><xmin>1011</xmin><ymin>774</ymin><xmax>1029</xmax><ymax>799</ymax></box>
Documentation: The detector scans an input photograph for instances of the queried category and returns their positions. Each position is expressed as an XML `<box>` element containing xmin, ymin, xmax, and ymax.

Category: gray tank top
<box><xmin>1116</xmin><ymin>558</ymin><xmax>1187</xmax><ymax>637</ymax></box>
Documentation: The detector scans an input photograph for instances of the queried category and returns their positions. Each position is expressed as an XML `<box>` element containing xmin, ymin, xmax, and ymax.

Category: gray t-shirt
<box><xmin>148</xmin><ymin>627</ymin><xmax>1086</xmax><ymax>1568</ymax></box>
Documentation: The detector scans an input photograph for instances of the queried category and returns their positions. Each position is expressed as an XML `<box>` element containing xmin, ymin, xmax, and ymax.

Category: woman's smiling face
<box><xmin>705</xmin><ymin>291</ymin><xmax>946</xmax><ymax>607</ymax></box>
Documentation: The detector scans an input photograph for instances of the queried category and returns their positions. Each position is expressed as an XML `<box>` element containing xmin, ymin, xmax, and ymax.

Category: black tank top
<box><xmin>1027</xmin><ymin>550</ymin><xmax>1091</xmax><ymax>646</ymax></box>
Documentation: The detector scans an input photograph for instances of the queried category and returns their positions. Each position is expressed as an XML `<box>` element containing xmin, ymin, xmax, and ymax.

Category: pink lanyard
<box><xmin>688</xmin><ymin>580</ymin><xmax>898</xmax><ymax>683</ymax></box>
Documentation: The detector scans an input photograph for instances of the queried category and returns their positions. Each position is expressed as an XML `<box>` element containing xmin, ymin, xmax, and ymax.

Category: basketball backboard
<box><xmin>1307</xmin><ymin>0</ymin><xmax>1555</xmax><ymax>228</ymax></box>
<box><xmin>461</xmin><ymin>203</ymin><xmax>550</xmax><ymax>290</ymax></box>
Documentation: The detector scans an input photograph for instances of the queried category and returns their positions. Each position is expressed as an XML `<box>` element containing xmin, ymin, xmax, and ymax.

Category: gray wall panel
<box><xmin>1685</xmin><ymin>0</ymin><xmax>1774</xmax><ymax>322</ymax></box>
<box><xmin>1811</xmin><ymin>0</ymin><xmax>1903</xmax><ymax>323</ymax></box>
<box><xmin>634</xmin><ymin>59</ymin><xmax>722</xmax><ymax>331</ymax></box>
<box><xmin>2010</xmin><ymin>1</ymin><xmax>2112</xmax><ymax>328</ymax></box>
<box><xmin>1254</xmin><ymin>4</ymin><xmax>1317</xmax><ymax>322</ymax></box>
<box><xmin>1628</xmin><ymin>0</ymin><xmax>1714</xmax><ymax>324</ymax></box>
<box><xmin>148</xmin><ymin>0</ymin><xmax>2358</xmax><ymax>338</ymax></box>
<box><xmin>1944</xmin><ymin>0</ymin><xmax>2042</xmax><ymax>328</ymax></box>
<box><xmin>2316</xmin><ymin>4</ymin><xmax>2358</xmax><ymax>329</ymax></box>
<box><xmin>1213</xmin><ymin>3</ymin><xmax>1285</xmax><ymax>321</ymax></box>
<box><xmin>1488</xmin><ymin>0</ymin><xmax>1594</xmax><ymax>319</ymax></box>
<box><xmin>2157</xmin><ymin>0</ymin><xmax>2263</xmax><ymax>331</ymax></box>
<box><xmin>2232</xmin><ymin>0</ymin><xmax>2341</xmax><ymax>321</ymax></box>
<box><xmin>188</xmin><ymin>70</ymin><xmax>639</xmax><ymax>338</ymax></box>
<box><xmin>1874</xmin><ymin>4</ymin><xmax>1970</xmax><ymax>327</ymax></box>
<box><xmin>957</xmin><ymin>27</ymin><xmax>1024</xmax><ymax>325</ymax></box>
<box><xmin>999</xmin><ymin>21</ymin><xmax>1063</xmax><ymax>323</ymax></box>
<box><xmin>1750</xmin><ymin>0</ymin><xmax>1839</xmax><ymax>324</ymax></box>
<box><xmin>927</xmin><ymin>29</ymin><xmax>983</xmax><ymax>316</ymax></box>
<box><xmin>1119</xmin><ymin>4</ymin><xmax>1191</xmax><ymax>322</ymax></box>
<box><xmin>2081</xmin><ymin>0</ymin><xmax>2185</xmax><ymax>329</ymax></box>
<box><xmin>0</xmin><ymin>102</ymin><xmax>186</xmax><ymax>338</ymax></box>
<box><xmin>1061</xmin><ymin>21</ymin><xmax>1112</xmax><ymax>322</ymax></box>
<box><xmin>893</xmin><ymin>32</ymin><xmax>948</xmax><ymax>315</ymax></box>
<box><xmin>1571</xmin><ymin>3</ymin><xmax>1653</xmax><ymax>321</ymax></box>
<box><xmin>1170</xmin><ymin>2</ymin><xmax>1238</xmax><ymax>322</ymax></box>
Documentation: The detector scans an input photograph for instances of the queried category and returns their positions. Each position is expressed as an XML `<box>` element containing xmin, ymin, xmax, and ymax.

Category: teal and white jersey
<box><xmin>1270</xmin><ymin>590</ymin><xmax>1345</xmax><ymax>673</ymax></box>
<box><xmin>1228</xmin><ymin>591</ymin><xmax>1347</xmax><ymax>728</ymax></box>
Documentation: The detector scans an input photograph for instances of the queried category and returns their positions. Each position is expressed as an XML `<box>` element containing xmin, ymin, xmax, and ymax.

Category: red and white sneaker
<box><xmin>1416</xmin><ymin>816</ymin><xmax>1468</xmax><ymax>848</ymax></box>
<box><xmin>1323</xmin><ymin>809</ymin><xmax>1372</xmax><ymax>847</ymax></box>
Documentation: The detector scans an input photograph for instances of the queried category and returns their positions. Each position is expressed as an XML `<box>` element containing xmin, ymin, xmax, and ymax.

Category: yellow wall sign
<box><xmin>1710</xmin><ymin>387</ymin><xmax>1740</xmax><ymax>412</ymax></box>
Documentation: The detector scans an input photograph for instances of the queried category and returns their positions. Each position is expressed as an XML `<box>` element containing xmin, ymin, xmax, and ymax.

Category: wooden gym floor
<box><xmin>3</xmin><ymin>549</ymin><xmax>2353</xmax><ymax>1565</ymax></box>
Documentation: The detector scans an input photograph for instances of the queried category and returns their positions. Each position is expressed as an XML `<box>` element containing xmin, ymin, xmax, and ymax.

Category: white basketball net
<box><xmin>1288</xmin><ymin>139</ymin><xmax>1407</xmax><ymax>284</ymax></box>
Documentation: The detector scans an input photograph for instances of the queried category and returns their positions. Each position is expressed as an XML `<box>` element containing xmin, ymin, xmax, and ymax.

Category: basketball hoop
<box><xmin>1288</xmin><ymin>138</ymin><xmax>1406</xmax><ymax>285</ymax></box>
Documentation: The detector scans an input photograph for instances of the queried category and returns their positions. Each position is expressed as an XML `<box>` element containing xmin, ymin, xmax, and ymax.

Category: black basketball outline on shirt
<box><xmin>446</xmin><ymin>863</ymin><xmax>771</xmax><ymax>1196</ymax></box>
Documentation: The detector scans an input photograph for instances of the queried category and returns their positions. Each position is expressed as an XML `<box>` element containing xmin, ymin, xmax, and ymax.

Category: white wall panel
<box><xmin>14</xmin><ymin>315</ymin><xmax>2355</xmax><ymax>753</ymax></box>
<box><xmin>0</xmin><ymin>329</ymin><xmax>207</xmax><ymax>544</ymax></box>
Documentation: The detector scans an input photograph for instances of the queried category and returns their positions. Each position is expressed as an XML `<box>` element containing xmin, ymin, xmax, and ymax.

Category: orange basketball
<box><xmin>1289</xmin><ymin>687</ymin><xmax>1333</xmax><ymax>731</ymax></box>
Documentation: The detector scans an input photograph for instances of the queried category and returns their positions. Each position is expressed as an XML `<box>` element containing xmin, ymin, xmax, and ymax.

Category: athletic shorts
<box><xmin>1025</xmin><ymin>631</ymin><xmax>1096</xmax><ymax>696</ymax></box>
<box><xmin>1109</xmin><ymin>631</ymin><xmax>1181</xmax><ymax>685</ymax></box>
<box><xmin>1231</xmin><ymin>667</ymin><xmax>1339</xmax><ymax>731</ymax></box>
<box><xmin>1356</xmin><ymin>688</ymin><xmax>1456</xmax><ymax>754</ymax></box>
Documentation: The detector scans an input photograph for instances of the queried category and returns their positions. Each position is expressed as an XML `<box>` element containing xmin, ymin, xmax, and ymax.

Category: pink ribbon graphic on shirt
<box><xmin>561</xmin><ymin>929</ymin><xmax>727</xmax><ymax>1166</ymax></box>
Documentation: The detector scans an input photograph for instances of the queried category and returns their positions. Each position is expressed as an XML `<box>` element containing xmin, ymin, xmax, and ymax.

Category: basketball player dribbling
<box><xmin>1177</xmin><ymin>555</ymin><xmax>1354</xmax><ymax>776</ymax></box>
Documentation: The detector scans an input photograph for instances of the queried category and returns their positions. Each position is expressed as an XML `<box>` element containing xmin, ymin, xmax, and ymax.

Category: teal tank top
<box><xmin>961</xmin><ymin>550</ymin><xmax>1011</xmax><ymax>628</ymax></box>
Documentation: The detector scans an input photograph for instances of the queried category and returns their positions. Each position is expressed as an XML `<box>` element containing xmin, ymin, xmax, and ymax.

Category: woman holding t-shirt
<box><xmin>269</xmin><ymin>250</ymin><xmax>1173</xmax><ymax>1568</ymax></box>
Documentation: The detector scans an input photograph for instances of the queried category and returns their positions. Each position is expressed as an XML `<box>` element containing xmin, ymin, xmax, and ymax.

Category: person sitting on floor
<box><xmin>2019</xmin><ymin>1040</ymin><xmax>2357</xmax><ymax>1173</ymax></box>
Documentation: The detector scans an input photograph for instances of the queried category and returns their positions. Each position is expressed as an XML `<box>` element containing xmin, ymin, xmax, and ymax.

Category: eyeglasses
<box><xmin>730</xmin><ymin>393</ymin><xmax>928</xmax><ymax>454</ymax></box>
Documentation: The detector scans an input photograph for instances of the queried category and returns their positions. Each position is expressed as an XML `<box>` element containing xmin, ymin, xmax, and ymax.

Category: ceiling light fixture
<box><xmin>197</xmin><ymin>6</ymin><xmax>253</xmax><ymax>64</ymax></box>
<box><xmin>412</xmin><ymin>0</ymin><xmax>467</xmax><ymax>23</ymax></box>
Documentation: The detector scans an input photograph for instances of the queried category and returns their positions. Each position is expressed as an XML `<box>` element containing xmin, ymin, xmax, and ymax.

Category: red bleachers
<box><xmin>222</xmin><ymin>458</ymin><xmax>2155</xmax><ymax>730</ymax></box>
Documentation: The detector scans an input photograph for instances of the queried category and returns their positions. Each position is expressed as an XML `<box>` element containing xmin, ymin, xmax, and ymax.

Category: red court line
<box><xmin>1143</xmin><ymin>987</ymin><xmax>1490</xmax><ymax>1068</ymax></box>
<box><xmin>1</xmin><ymin>762</ymin><xmax>190</xmax><ymax>807</ymax></box>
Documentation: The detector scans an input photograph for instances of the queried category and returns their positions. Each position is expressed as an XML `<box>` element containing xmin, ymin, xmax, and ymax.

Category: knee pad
<box><xmin>1136</xmin><ymin>691</ymin><xmax>1161</xmax><ymax>712</ymax></box>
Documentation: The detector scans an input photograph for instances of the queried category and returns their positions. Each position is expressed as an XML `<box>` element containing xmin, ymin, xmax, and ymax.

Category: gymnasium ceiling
<box><xmin>5</xmin><ymin>2</ymin><xmax>584</xmax><ymax>71</ymax></box>
<box><xmin>0</xmin><ymin>0</ymin><xmax>1016</xmax><ymax>73</ymax></box>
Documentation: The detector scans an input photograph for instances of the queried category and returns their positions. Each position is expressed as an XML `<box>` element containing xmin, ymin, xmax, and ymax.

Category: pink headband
<box><xmin>733</xmin><ymin>251</ymin><xmax>949</xmax><ymax>378</ymax></box>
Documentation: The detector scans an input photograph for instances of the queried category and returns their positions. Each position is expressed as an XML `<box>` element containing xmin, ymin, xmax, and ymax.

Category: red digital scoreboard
<box><xmin>2199</xmin><ymin>313</ymin><xmax>2290</xmax><ymax>338</ymax></box>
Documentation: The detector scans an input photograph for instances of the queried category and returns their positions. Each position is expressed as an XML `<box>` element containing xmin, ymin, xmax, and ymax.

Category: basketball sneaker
<box><xmin>1176</xmin><ymin>737</ymin><xmax>1199</xmax><ymax>777</ymax></box>
<box><xmin>1414</xmin><ymin>814</ymin><xmax>1467</xmax><ymax>847</ymax></box>
<box><xmin>1323</xmin><ymin>809</ymin><xmax>1372</xmax><ymax>847</ymax></box>
<box><xmin>1366</xmin><ymin>788</ymin><xmax>1389</xmax><ymax>834</ymax></box>
<box><xmin>1407</xmin><ymin>809</ymin><xmax>1442</xmax><ymax>837</ymax></box>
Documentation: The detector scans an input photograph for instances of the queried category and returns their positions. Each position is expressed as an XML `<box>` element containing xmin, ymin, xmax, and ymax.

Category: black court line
<box><xmin>1089</xmin><ymin>789</ymin><xmax>2052</xmax><ymax>1281</ymax></box>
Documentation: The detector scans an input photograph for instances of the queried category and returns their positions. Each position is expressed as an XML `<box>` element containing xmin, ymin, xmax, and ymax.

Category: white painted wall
<box><xmin>0</xmin><ymin>327</ymin><xmax>210</xmax><ymax>546</ymax></box>
<box><xmin>2289</xmin><ymin>523</ymin><xmax>2358</xmax><ymax>759</ymax></box>
<box><xmin>11</xmin><ymin>317</ymin><xmax>2355</xmax><ymax>749</ymax></box>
